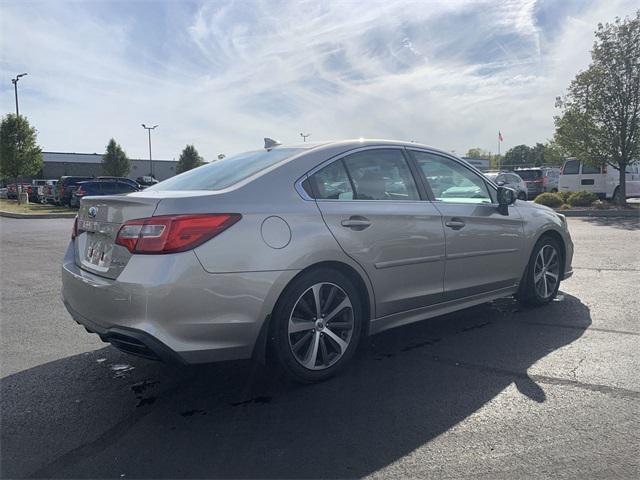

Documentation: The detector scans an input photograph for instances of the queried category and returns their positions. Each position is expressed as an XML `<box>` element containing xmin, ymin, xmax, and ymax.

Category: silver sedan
<box><xmin>62</xmin><ymin>139</ymin><xmax>573</xmax><ymax>382</ymax></box>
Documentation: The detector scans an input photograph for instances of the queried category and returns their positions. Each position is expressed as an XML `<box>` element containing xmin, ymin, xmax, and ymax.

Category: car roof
<box><xmin>272</xmin><ymin>138</ymin><xmax>459</xmax><ymax>159</ymax></box>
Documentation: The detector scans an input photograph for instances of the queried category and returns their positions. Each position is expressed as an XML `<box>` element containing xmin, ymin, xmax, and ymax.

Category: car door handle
<box><xmin>445</xmin><ymin>219</ymin><xmax>466</xmax><ymax>230</ymax></box>
<box><xmin>341</xmin><ymin>216</ymin><xmax>371</xmax><ymax>229</ymax></box>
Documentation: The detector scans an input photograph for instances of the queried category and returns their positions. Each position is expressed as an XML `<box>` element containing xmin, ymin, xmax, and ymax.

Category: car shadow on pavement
<box><xmin>1</xmin><ymin>294</ymin><xmax>591</xmax><ymax>479</ymax></box>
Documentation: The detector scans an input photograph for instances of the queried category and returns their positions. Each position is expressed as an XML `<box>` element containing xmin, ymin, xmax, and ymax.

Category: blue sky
<box><xmin>1</xmin><ymin>0</ymin><xmax>638</xmax><ymax>161</ymax></box>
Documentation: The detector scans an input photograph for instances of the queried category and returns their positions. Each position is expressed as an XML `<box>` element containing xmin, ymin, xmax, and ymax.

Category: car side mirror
<box><xmin>496</xmin><ymin>180</ymin><xmax>505</xmax><ymax>186</ymax></box>
<box><xmin>497</xmin><ymin>186</ymin><xmax>516</xmax><ymax>206</ymax></box>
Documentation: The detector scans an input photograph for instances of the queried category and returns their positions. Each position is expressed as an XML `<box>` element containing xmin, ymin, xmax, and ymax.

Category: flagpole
<box><xmin>498</xmin><ymin>132</ymin><xmax>501</xmax><ymax>170</ymax></box>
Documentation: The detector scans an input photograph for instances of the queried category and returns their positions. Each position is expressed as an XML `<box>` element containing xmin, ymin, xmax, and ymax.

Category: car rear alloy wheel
<box><xmin>272</xmin><ymin>268</ymin><xmax>363</xmax><ymax>382</ymax></box>
<box><xmin>533</xmin><ymin>244</ymin><xmax>560</xmax><ymax>299</ymax></box>
<box><xmin>288</xmin><ymin>282</ymin><xmax>354</xmax><ymax>370</ymax></box>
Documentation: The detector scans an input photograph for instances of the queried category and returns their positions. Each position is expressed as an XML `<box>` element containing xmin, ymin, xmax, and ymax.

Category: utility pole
<box><xmin>141</xmin><ymin>124</ymin><xmax>158</xmax><ymax>177</ymax></box>
<box><xmin>300</xmin><ymin>132</ymin><xmax>310</xmax><ymax>142</ymax></box>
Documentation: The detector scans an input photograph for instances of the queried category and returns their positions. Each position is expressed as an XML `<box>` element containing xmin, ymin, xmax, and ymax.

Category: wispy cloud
<box><xmin>1</xmin><ymin>0</ymin><xmax>637</xmax><ymax>160</ymax></box>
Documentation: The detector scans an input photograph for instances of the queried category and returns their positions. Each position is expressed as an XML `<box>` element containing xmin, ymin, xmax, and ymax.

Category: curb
<box><xmin>558</xmin><ymin>209</ymin><xmax>640</xmax><ymax>218</ymax></box>
<box><xmin>0</xmin><ymin>211</ymin><xmax>77</xmax><ymax>219</ymax></box>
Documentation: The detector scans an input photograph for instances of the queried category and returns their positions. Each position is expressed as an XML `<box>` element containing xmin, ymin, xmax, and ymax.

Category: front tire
<box><xmin>271</xmin><ymin>268</ymin><xmax>363</xmax><ymax>383</ymax></box>
<box><xmin>516</xmin><ymin>236</ymin><xmax>562</xmax><ymax>306</ymax></box>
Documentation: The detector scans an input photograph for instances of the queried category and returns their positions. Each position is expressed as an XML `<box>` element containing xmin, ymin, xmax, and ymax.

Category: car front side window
<box><xmin>411</xmin><ymin>151</ymin><xmax>493</xmax><ymax>204</ymax></box>
<box><xmin>563</xmin><ymin>160</ymin><xmax>579</xmax><ymax>174</ymax></box>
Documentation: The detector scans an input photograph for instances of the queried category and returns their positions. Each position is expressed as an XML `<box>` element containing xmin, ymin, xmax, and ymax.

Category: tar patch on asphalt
<box><xmin>230</xmin><ymin>396</ymin><xmax>273</xmax><ymax>406</ymax></box>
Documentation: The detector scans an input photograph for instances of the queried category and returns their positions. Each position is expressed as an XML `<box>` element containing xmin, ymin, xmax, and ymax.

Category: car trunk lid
<box><xmin>75</xmin><ymin>195</ymin><xmax>161</xmax><ymax>279</ymax></box>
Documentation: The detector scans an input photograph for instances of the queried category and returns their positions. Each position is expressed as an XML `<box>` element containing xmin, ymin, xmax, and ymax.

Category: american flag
<box><xmin>498</xmin><ymin>131</ymin><xmax>504</xmax><ymax>142</ymax></box>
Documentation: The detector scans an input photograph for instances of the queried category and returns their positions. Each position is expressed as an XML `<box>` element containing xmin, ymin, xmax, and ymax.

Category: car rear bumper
<box><xmin>61</xmin><ymin>242</ymin><xmax>298</xmax><ymax>364</ymax></box>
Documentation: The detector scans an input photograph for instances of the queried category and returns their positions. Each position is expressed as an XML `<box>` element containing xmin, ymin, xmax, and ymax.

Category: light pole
<box><xmin>300</xmin><ymin>132</ymin><xmax>310</xmax><ymax>142</ymax></box>
<box><xmin>141</xmin><ymin>124</ymin><xmax>158</xmax><ymax>177</ymax></box>
<box><xmin>11</xmin><ymin>73</ymin><xmax>27</xmax><ymax>117</ymax></box>
<box><xmin>11</xmin><ymin>73</ymin><xmax>27</xmax><ymax>202</ymax></box>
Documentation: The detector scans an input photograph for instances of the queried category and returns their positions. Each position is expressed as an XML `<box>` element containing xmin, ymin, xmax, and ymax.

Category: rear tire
<box><xmin>270</xmin><ymin>268</ymin><xmax>363</xmax><ymax>383</ymax></box>
<box><xmin>517</xmin><ymin>191</ymin><xmax>527</xmax><ymax>201</ymax></box>
<box><xmin>516</xmin><ymin>236</ymin><xmax>562</xmax><ymax>306</ymax></box>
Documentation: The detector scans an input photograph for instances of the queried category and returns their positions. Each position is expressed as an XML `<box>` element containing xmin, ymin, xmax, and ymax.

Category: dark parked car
<box><xmin>55</xmin><ymin>176</ymin><xmax>94</xmax><ymax>206</ymax></box>
<box><xmin>97</xmin><ymin>177</ymin><xmax>140</xmax><ymax>189</ymax></box>
<box><xmin>136</xmin><ymin>176</ymin><xmax>159</xmax><ymax>188</ymax></box>
<box><xmin>70</xmin><ymin>179</ymin><xmax>140</xmax><ymax>208</ymax></box>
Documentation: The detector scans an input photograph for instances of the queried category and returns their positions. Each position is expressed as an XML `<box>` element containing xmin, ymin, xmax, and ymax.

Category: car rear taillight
<box><xmin>115</xmin><ymin>214</ymin><xmax>241</xmax><ymax>254</ymax></box>
<box><xmin>72</xmin><ymin>216</ymin><xmax>78</xmax><ymax>240</ymax></box>
<box><xmin>543</xmin><ymin>176</ymin><xmax>548</xmax><ymax>185</ymax></box>
<box><xmin>76</xmin><ymin>187</ymin><xmax>86</xmax><ymax>197</ymax></box>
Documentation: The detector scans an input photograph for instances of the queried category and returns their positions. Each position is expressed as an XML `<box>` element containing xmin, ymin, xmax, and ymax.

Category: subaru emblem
<box><xmin>88</xmin><ymin>206</ymin><xmax>98</xmax><ymax>218</ymax></box>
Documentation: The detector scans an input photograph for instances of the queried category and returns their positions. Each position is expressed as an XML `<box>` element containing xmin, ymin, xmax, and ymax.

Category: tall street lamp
<box><xmin>141</xmin><ymin>124</ymin><xmax>158</xmax><ymax>177</ymax></box>
<box><xmin>11</xmin><ymin>73</ymin><xmax>28</xmax><ymax>202</ymax></box>
<box><xmin>300</xmin><ymin>132</ymin><xmax>310</xmax><ymax>142</ymax></box>
<box><xmin>11</xmin><ymin>73</ymin><xmax>27</xmax><ymax>117</ymax></box>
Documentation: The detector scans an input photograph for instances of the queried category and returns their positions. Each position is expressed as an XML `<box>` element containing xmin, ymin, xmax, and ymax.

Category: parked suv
<box><xmin>55</xmin><ymin>176</ymin><xmax>94</xmax><ymax>206</ymax></box>
<box><xmin>70</xmin><ymin>179</ymin><xmax>140</xmax><ymax>208</ymax></box>
<box><xmin>515</xmin><ymin>168</ymin><xmax>560</xmax><ymax>198</ymax></box>
<box><xmin>62</xmin><ymin>139</ymin><xmax>573</xmax><ymax>383</ymax></box>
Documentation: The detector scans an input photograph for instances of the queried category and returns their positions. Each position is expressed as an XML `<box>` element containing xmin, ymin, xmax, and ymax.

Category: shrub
<box><xmin>534</xmin><ymin>192</ymin><xmax>563</xmax><ymax>208</ymax></box>
<box><xmin>567</xmin><ymin>190</ymin><xmax>599</xmax><ymax>207</ymax></box>
<box><xmin>557</xmin><ymin>191</ymin><xmax>572</xmax><ymax>203</ymax></box>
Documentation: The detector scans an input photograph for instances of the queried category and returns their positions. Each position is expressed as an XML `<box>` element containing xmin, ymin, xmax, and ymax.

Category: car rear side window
<box><xmin>309</xmin><ymin>160</ymin><xmax>354</xmax><ymax>200</ymax></box>
<box><xmin>342</xmin><ymin>149</ymin><xmax>420</xmax><ymax>201</ymax></box>
<box><xmin>412</xmin><ymin>151</ymin><xmax>493</xmax><ymax>204</ymax></box>
<box><xmin>562</xmin><ymin>160</ymin><xmax>579</xmax><ymax>175</ymax></box>
<box><xmin>149</xmin><ymin>148</ymin><xmax>304</xmax><ymax>191</ymax></box>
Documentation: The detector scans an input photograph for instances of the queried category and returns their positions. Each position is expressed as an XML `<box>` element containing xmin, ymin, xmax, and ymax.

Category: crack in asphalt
<box><xmin>512</xmin><ymin>320</ymin><xmax>640</xmax><ymax>336</ymax></box>
<box><xmin>573</xmin><ymin>266</ymin><xmax>640</xmax><ymax>272</ymax></box>
<box><xmin>427</xmin><ymin>355</ymin><xmax>640</xmax><ymax>400</ymax></box>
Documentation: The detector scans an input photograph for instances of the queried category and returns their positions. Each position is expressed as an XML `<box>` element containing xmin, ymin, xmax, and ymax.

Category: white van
<box><xmin>558</xmin><ymin>158</ymin><xmax>640</xmax><ymax>201</ymax></box>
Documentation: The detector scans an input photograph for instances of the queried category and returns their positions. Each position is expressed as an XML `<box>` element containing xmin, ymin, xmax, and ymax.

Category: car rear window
<box><xmin>149</xmin><ymin>148</ymin><xmax>305</xmax><ymax>191</ymax></box>
<box><xmin>515</xmin><ymin>170</ymin><xmax>542</xmax><ymax>180</ymax></box>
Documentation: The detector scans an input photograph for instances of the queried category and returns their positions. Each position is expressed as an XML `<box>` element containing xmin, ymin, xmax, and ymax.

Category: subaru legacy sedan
<box><xmin>62</xmin><ymin>139</ymin><xmax>573</xmax><ymax>382</ymax></box>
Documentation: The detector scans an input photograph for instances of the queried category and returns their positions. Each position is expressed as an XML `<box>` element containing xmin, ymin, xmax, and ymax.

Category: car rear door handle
<box><xmin>445</xmin><ymin>218</ymin><xmax>466</xmax><ymax>230</ymax></box>
<box><xmin>341</xmin><ymin>216</ymin><xmax>371</xmax><ymax>229</ymax></box>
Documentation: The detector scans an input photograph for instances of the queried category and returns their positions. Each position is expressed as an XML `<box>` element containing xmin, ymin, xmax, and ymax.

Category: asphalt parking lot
<box><xmin>1</xmin><ymin>215</ymin><xmax>639</xmax><ymax>479</ymax></box>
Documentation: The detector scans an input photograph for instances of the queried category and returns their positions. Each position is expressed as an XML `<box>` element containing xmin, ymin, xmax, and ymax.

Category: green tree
<box><xmin>503</xmin><ymin>144</ymin><xmax>533</xmax><ymax>167</ymax></box>
<box><xmin>465</xmin><ymin>147</ymin><xmax>503</xmax><ymax>169</ymax></box>
<box><xmin>530</xmin><ymin>142</ymin><xmax>545</xmax><ymax>166</ymax></box>
<box><xmin>102</xmin><ymin>139</ymin><xmax>130</xmax><ymax>177</ymax></box>
<box><xmin>554</xmin><ymin>11</ymin><xmax>640</xmax><ymax>205</ymax></box>
<box><xmin>542</xmin><ymin>140</ymin><xmax>568</xmax><ymax>166</ymax></box>
<box><xmin>465</xmin><ymin>147</ymin><xmax>492</xmax><ymax>160</ymax></box>
<box><xmin>176</xmin><ymin>144</ymin><xmax>204</xmax><ymax>174</ymax></box>
<box><xmin>0</xmin><ymin>114</ymin><xmax>43</xmax><ymax>203</ymax></box>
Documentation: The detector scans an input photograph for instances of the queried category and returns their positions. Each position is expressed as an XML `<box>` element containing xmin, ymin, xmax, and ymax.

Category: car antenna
<box><xmin>264</xmin><ymin>138</ymin><xmax>281</xmax><ymax>151</ymax></box>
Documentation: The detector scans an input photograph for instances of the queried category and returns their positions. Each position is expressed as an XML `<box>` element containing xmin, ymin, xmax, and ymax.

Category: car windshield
<box><xmin>149</xmin><ymin>148</ymin><xmax>304</xmax><ymax>191</ymax></box>
<box><xmin>516</xmin><ymin>170</ymin><xmax>542</xmax><ymax>180</ymax></box>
